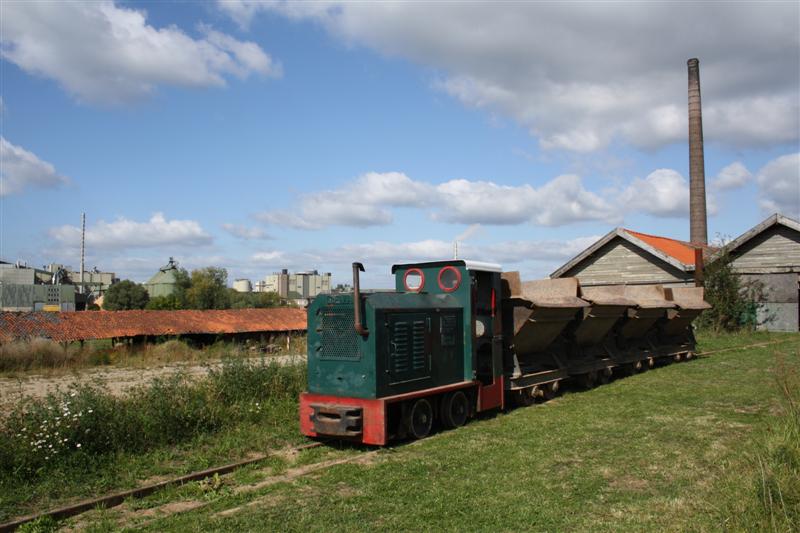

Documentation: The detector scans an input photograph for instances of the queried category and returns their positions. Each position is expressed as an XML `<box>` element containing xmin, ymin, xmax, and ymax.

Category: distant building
<box><xmin>718</xmin><ymin>213</ymin><xmax>800</xmax><ymax>332</ymax></box>
<box><xmin>233</xmin><ymin>279</ymin><xmax>252</xmax><ymax>292</ymax></box>
<box><xmin>44</xmin><ymin>263</ymin><xmax>117</xmax><ymax>299</ymax></box>
<box><xmin>144</xmin><ymin>257</ymin><xmax>182</xmax><ymax>298</ymax></box>
<box><xmin>261</xmin><ymin>269</ymin><xmax>332</xmax><ymax>301</ymax></box>
<box><xmin>551</xmin><ymin>228</ymin><xmax>704</xmax><ymax>287</ymax></box>
<box><xmin>0</xmin><ymin>261</ymin><xmax>76</xmax><ymax>311</ymax></box>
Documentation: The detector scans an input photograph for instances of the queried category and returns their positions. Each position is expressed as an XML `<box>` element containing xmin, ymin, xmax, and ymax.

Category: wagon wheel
<box><xmin>647</xmin><ymin>357</ymin><xmax>656</xmax><ymax>368</ymax></box>
<box><xmin>578</xmin><ymin>371</ymin><xmax>597</xmax><ymax>389</ymax></box>
<box><xmin>513</xmin><ymin>387</ymin><xmax>536</xmax><ymax>408</ymax></box>
<box><xmin>674</xmin><ymin>353</ymin><xmax>684</xmax><ymax>362</ymax></box>
<box><xmin>597</xmin><ymin>368</ymin><xmax>612</xmax><ymax>385</ymax></box>
<box><xmin>541</xmin><ymin>381</ymin><xmax>560</xmax><ymax>401</ymax></box>
<box><xmin>404</xmin><ymin>398</ymin><xmax>434</xmax><ymax>439</ymax></box>
<box><xmin>441</xmin><ymin>391</ymin><xmax>470</xmax><ymax>428</ymax></box>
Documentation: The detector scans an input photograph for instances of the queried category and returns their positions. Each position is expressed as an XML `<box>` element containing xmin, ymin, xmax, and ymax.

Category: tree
<box><xmin>696</xmin><ymin>247</ymin><xmax>763</xmax><ymax>332</ymax></box>
<box><xmin>186</xmin><ymin>267</ymin><xmax>230</xmax><ymax>310</ymax></box>
<box><xmin>103</xmin><ymin>280</ymin><xmax>150</xmax><ymax>311</ymax></box>
<box><xmin>229</xmin><ymin>290</ymin><xmax>281</xmax><ymax>309</ymax></box>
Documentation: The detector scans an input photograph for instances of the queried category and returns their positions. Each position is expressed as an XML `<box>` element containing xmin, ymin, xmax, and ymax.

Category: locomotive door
<box><xmin>387</xmin><ymin>312</ymin><xmax>432</xmax><ymax>385</ymax></box>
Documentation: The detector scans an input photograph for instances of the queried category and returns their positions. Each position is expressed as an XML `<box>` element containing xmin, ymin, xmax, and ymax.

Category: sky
<box><xmin>1</xmin><ymin>1</ymin><xmax>798</xmax><ymax>289</ymax></box>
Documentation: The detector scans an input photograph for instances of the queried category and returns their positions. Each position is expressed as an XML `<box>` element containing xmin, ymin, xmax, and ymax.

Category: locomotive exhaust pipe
<box><xmin>352</xmin><ymin>262</ymin><xmax>369</xmax><ymax>336</ymax></box>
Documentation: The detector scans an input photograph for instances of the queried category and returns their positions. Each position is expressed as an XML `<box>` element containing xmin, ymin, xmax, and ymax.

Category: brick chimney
<box><xmin>688</xmin><ymin>58</ymin><xmax>708</xmax><ymax>245</ymax></box>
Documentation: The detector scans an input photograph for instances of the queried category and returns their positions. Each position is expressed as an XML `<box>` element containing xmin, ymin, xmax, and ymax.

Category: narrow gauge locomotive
<box><xmin>299</xmin><ymin>260</ymin><xmax>709</xmax><ymax>444</ymax></box>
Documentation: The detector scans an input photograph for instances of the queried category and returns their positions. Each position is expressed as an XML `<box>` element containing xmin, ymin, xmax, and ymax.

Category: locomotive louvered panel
<box><xmin>411</xmin><ymin>320</ymin><xmax>427</xmax><ymax>371</ymax></box>
<box><xmin>440</xmin><ymin>314</ymin><xmax>457</xmax><ymax>346</ymax></box>
<box><xmin>318</xmin><ymin>302</ymin><xmax>361</xmax><ymax>360</ymax></box>
<box><xmin>388</xmin><ymin>313</ymin><xmax>430</xmax><ymax>384</ymax></box>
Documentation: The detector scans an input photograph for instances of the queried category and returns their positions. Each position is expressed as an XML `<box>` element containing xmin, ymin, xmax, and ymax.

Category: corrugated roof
<box><xmin>623</xmin><ymin>229</ymin><xmax>699</xmax><ymax>265</ymax></box>
<box><xmin>0</xmin><ymin>308</ymin><xmax>307</xmax><ymax>343</ymax></box>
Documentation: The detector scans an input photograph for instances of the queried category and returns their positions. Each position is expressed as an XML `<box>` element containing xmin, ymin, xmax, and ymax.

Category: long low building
<box><xmin>0</xmin><ymin>307</ymin><xmax>307</xmax><ymax>344</ymax></box>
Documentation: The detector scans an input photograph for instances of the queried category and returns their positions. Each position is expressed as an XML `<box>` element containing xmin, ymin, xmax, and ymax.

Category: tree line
<box><xmin>102</xmin><ymin>267</ymin><xmax>282</xmax><ymax>311</ymax></box>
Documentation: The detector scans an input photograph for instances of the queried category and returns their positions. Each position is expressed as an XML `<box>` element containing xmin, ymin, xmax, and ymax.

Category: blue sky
<box><xmin>1</xmin><ymin>1</ymin><xmax>798</xmax><ymax>288</ymax></box>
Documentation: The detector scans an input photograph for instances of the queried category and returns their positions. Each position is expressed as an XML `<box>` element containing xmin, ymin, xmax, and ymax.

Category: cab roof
<box><xmin>391</xmin><ymin>259</ymin><xmax>503</xmax><ymax>273</ymax></box>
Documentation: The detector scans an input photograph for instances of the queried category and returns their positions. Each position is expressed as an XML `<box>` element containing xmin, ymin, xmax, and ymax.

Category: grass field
<box><xmin>8</xmin><ymin>331</ymin><xmax>800</xmax><ymax>532</ymax></box>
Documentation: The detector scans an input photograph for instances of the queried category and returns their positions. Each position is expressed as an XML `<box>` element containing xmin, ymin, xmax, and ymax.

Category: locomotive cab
<box><xmin>300</xmin><ymin>260</ymin><xmax>505</xmax><ymax>444</ymax></box>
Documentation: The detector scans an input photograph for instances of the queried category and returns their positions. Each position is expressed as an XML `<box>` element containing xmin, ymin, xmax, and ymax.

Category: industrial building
<box><xmin>261</xmin><ymin>269</ymin><xmax>331</xmax><ymax>302</ymax></box>
<box><xmin>144</xmin><ymin>257</ymin><xmax>182</xmax><ymax>298</ymax></box>
<box><xmin>721</xmin><ymin>213</ymin><xmax>800</xmax><ymax>332</ymax></box>
<box><xmin>0</xmin><ymin>261</ymin><xmax>77</xmax><ymax>311</ymax></box>
<box><xmin>551</xmin><ymin>229</ymin><xmax>703</xmax><ymax>288</ymax></box>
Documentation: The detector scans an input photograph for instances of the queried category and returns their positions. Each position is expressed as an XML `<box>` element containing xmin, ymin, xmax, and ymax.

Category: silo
<box><xmin>233</xmin><ymin>279</ymin><xmax>253</xmax><ymax>293</ymax></box>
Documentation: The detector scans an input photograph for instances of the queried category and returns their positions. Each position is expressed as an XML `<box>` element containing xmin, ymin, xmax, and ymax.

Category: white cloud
<box><xmin>434</xmin><ymin>174</ymin><xmax>617</xmax><ymax>226</ymax></box>
<box><xmin>712</xmin><ymin>161</ymin><xmax>752</xmax><ymax>191</ymax></box>
<box><xmin>257</xmin><ymin>171</ymin><xmax>618</xmax><ymax>230</ymax></box>
<box><xmin>221</xmin><ymin>2</ymin><xmax>800</xmax><ymax>152</ymax></box>
<box><xmin>0</xmin><ymin>137</ymin><xmax>68</xmax><ymax>196</ymax></box>
<box><xmin>1</xmin><ymin>2</ymin><xmax>280</xmax><ymax>104</ymax></box>
<box><xmin>619</xmin><ymin>169</ymin><xmax>690</xmax><ymax>218</ymax></box>
<box><xmin>756</xmin><ymin>153</ymin><xmax>800</xmax><ymax>218</ymax></box>
<box><xmin>256</xmin><ymin>171</ymin><xmax>433</xmax><ymax>229</ymax></box>
<box><xmin>49</xmin><ymin>213</ymin><xmax>213</xmax><ymax>250</ymax></box>
<box><xmin>222</xmin><ymin>223</ymin><xmax>272</xmax><ymax>240</ymax></box>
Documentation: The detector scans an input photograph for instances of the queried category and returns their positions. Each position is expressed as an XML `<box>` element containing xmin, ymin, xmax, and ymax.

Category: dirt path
<box><xmin>0</xmin><ymin>354</ymin><xmax>306</xmax><ymax>405</ymax></box>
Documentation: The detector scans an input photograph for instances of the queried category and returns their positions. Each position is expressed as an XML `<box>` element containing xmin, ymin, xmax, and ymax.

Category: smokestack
<box><xmin>80</xmin><ymin>212</ymin><xmax>85</xmax><ymax>294</ymax></box>
<box><xmin>687</xmin><ymin>58</ymin><xmax>708</xmax><ymax>245</ymax></box>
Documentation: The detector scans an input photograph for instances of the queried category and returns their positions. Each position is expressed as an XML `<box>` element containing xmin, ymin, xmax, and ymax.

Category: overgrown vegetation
<box><xmin>696</xmin><ymin>247</ymin><xmax>763</xmax><ymax>332</ymax></box>
<box><xmin>0</xmin><ymin>358</ymin><xmax>306</xmax><ymax>513</ymax></box>
<box><xmin>735</xmin><ymin>355</ymin><xmax>800</xmax><ymax>531</ymax></box>
<box><xmin>0</xmin><ymin>335</ymin><xmax>307</xmax><ymax>374</ymax></box>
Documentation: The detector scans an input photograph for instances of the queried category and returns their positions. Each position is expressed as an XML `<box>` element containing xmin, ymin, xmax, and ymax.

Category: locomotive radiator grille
<box><xmin>317</xmin><ymin>301</ymin><xmax>361</xmax><ymax>361</ymax></box>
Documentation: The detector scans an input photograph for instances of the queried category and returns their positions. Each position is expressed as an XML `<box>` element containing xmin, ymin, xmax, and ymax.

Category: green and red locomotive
<box><xmin>299</xmin><ymin>260</ymin><xmax>708</xmax><ymax>445</ymax></box>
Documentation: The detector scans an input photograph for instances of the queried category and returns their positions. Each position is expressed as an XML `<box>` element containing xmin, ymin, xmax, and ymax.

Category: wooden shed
<box><xmin>720</xmin><ymin>213</ymin><xmax>800</xmax><ymax>332</ymax></box>
<box><xmin>550</xmin><ymin>228</ymin><xmax>702</xmax><ymax>288</ymax></box>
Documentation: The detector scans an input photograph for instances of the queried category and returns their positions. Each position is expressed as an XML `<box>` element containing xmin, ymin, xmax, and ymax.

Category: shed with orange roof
<box><xmin>550</xmin><ymin>228</ymin><xmax>707</xmax><ymax>287</ymax></box>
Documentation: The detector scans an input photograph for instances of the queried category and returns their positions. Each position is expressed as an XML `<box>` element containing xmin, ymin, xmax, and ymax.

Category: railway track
<box><xmin>1</xmin><ymin>337</ymin><xmax>795</xmax><ymax>532</ymax></box>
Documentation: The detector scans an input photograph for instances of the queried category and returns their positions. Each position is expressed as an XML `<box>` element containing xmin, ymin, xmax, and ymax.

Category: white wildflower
<box><xmin>76</xmin><ymin>443</ymin><xmax>81</xmax><ymax>448</ymax></box>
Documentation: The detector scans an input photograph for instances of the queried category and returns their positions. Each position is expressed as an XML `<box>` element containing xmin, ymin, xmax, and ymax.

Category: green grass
<box><xmin>78</xmin><ymin>331</ymin><xmax>797</xmax><ymax>533</ymax></box>
<box><xmin>4</xmin><ymin>332</ymin><xmax>798</xmax><ymax>531</ymax></box>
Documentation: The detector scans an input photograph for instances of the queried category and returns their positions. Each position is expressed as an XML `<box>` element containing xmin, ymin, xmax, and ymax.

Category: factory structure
<box><xmin>551</xmin><ymin>59</ymin><xmax>799</xmax><ymax>332</ymax></box>
<box><xmin>0</xmin><ymin>261</ymin><xmax>117</xmax><ymax>312</ymax></box>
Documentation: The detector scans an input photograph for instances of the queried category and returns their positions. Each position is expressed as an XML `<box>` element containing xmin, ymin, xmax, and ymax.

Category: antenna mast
<box><xmin>80</xmin><ymin>212</ymin><xmax>85</xmax><ymax>294</ymax></box>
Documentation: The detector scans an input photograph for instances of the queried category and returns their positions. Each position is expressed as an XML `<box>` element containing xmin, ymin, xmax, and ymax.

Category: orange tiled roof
<box><xmin>0</xmin><ymin>307</ymin><xmax>307</xmax><ymax>343</ymax></box>
<box><xmin>623</xmin><ymin>229</ymin><xmax>700</xmax><ymax>265</ymax></box>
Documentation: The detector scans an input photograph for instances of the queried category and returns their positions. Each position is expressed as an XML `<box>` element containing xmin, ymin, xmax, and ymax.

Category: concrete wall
<box><xmin>561</xmin><ymin>238</ymin><xmax>693</xmax><ymax>287</ymax></box>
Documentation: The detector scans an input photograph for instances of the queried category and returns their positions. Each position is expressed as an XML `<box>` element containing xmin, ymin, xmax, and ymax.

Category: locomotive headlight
<box><xmin>474</xmin><ymin>319</ymin><xmax>487</xmax><ymax>337</ymax></box>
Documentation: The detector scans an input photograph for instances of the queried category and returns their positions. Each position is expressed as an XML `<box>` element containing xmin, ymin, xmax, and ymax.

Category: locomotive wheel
<box><xmin>441</xmin><ymin>391</ymin><xmax>470</xmax><ymax>428</ymax></box>
<box><xmin>513</xmin><ymin>387</ymin><xmax>537</xmax><ymax>407</ymax></box>
<box><xmin>541</xmin><ymin>381</ymin><xmax>559</xmax><ymax>401</ymax></box>
<box><xmin>405</xmin><ymin>398</ymin><xmax>434</xmax><ymax>439</ymax></box>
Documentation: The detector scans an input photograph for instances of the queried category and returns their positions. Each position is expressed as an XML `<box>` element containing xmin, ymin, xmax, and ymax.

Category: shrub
<box><xmin>696</xmin><ymin>247</ymin><xmax>764</xmax><ymax>332</ymax></box>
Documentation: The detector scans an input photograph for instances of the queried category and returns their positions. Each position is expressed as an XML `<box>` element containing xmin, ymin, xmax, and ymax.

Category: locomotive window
<box><xmin>404</xmin><ymin>268</ymin><xmax>425</xmax><ymax>292</ymax></box>
<box><xmin>437</xmin><ymin>266</ymin><xmax>461</xmax><ymax>292</ymax></box>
